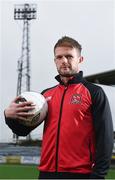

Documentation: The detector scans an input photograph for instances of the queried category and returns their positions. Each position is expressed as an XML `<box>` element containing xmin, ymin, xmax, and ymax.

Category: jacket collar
<box><xmin>55</xmin><ymin>71</ymin><xmax>83</xmax><ymax>85</ymax></box>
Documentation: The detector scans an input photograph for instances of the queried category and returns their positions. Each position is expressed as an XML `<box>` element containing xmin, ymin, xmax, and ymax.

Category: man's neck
<box><xmin>60</xmin><ymin>76</ymin><xmax>74</xmax><ymax>85</ymax></box>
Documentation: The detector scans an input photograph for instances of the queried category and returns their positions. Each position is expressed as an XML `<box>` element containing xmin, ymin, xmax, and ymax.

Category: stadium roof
<box><xmin>85</xmin><ymin>69</ymin><xmax>115</xmax><ymax>85</ymax></box>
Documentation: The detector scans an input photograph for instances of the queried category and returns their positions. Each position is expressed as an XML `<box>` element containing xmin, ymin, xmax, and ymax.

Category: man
<box><xmin>4</xmin><ymin>36</ymin><xmax>113</xmax><ymax>179</ymax></box>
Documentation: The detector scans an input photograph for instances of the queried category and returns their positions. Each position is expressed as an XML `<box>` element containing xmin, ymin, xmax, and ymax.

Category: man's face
<box><xmin>54</xmin><ymin>46</ymin><xmax>83</xmax><ymax>77</ymax></box>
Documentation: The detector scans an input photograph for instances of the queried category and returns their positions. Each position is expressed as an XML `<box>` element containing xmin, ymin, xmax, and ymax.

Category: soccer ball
<box><xmin>17</xmin><ymin>91</ymin><xmax>48</xmax><ymax>127</ymax></box>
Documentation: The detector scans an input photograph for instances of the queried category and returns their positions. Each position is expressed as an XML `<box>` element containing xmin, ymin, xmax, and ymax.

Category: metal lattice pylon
<box><xmin>13</xmin><ymin>4</ymin><xmax>37</xmax><ymax>142</ymax></box>
<box><xmin>17</xmin><ymin>19</ymin><xmax>31</xmax><ymax>95</ymax></box>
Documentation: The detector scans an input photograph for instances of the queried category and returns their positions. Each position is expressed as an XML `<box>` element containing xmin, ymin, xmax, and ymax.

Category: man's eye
<box><xmin>58</xmin><ymin>56</ymin><xmax>62</xmax><ymax>59</ymax></box>
<box><xmin>56</xmin><ymin>56</ymin><xmax>62</xmax><ymax>60</ymax></box>
<box><xmin>66</xmin><ymin>55</ymin><xmax>73</xmax><ymax>59</ymax></box>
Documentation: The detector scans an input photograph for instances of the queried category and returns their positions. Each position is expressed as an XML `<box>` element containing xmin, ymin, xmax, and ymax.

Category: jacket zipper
<box><xmin>55</xmin><ymin>86</ymin><xmax>68</xmax><ymax>172</ymax></box>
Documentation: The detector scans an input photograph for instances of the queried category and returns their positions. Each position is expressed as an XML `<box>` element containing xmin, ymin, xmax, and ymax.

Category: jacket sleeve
<box><xmin>5</xmin><ymin>115</ymin><xmax>34</xmax><ymax>136</ymax></box>
<box><xmin>90</xmin><ymin>87</ymin><xmax>113</xmax><ymax>179</ymax></box>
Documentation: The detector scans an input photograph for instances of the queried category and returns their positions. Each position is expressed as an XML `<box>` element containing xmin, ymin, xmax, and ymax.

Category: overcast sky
<box><xmin>0</xmin><ymin>0</ymin><xmax>115</xmax><ymax>142</ymax></box>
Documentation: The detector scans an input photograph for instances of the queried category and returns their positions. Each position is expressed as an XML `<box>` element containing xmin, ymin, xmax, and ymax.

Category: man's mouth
<box><xmin>61</xmin><ymin>66</ymin><xmax>70</xmax><ymax>69</ymax></box>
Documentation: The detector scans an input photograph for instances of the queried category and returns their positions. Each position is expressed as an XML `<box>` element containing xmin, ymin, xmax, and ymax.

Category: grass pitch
<box><xmin>0</xmin><ymin>164</ymin><xmax>115</xmax><ymax>179</ymax></box>
<box><xmin>0</xmin><ymin>164</ymin><xmax>39</xmax><ymax>179</ymax></box>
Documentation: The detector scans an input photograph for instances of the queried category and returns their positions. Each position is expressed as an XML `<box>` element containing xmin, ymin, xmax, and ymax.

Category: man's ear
<box><xmin>79</xmin><ymin>56</ymin><xmax>84</xmax><ymax>63</ymax></box>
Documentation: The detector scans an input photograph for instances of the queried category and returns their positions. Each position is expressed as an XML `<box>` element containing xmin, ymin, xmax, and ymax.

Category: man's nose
<box><xmin>61</xmin><ymin>56</ymin><xmax>68</xmax><ymax>63</ymax></box>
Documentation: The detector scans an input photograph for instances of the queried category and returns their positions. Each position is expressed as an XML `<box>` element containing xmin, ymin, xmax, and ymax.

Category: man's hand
<box><xmin>4</xmin><ymin>96</ymin><xmax>35</xmax><ymax>121</ymax></box>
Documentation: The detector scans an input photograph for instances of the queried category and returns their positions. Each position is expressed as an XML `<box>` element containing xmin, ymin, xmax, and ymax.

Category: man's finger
<box><xmin>17</xmin><ymin>101</ymin><xmax>35</xmax><ymax>107</ymax></box>
<box><xmin>17</xmin><ymin>112</ymin><xmax>35</xmax><ymax>117</ymax></box>
<box><xmin>16</xmin><ymin>106</ymin><xmax>35</xmax><ymax>112</ymax></box>
<box><xmin>17</xmin><ymin>117</ymin><xmax>28</xmax><ymax>121</ymax></box>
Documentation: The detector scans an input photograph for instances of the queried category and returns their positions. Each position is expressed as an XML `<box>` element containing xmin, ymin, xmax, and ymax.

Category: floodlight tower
<box><xmin>14</xmin><ymin>4</ymin><xmax>37</xmax><ymax>141</ymax></box>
